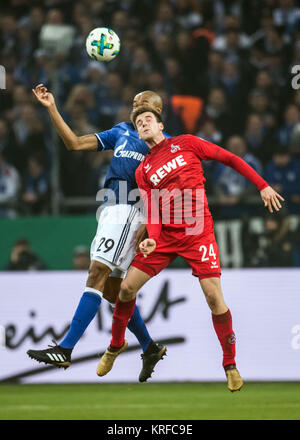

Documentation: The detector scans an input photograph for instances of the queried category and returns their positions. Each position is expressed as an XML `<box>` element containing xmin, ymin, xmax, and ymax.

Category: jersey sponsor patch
<box><xmin>113</xmin><ymin>140</ymin><xmax>146</xmax><ymax>161</ymax></box>
<box><xmin>149</xmin><ymin>154</ymin><xmax>187</xmax><ymax>186</ymax></box>
<box><xmin>170</xmin><ymin>144</ymin><xmax>181</xmax><ymax>153</ymax></box>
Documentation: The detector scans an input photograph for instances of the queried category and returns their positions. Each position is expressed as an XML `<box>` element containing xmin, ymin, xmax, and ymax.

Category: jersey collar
<box><xmin>149</xmin><ymin>137</ymin><xmax>167</xmax><ymax>155</ymax></box>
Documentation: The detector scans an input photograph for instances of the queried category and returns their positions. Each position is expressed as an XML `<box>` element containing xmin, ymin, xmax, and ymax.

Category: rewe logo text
<box><xmin>149</xmin><ymin>154</ymin><xmax>187</xmax><ymax>186</ymax></box>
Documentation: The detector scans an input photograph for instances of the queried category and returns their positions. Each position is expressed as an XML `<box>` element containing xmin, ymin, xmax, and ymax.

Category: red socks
<box><xmin>110</xmin><ymin>296</ymin><xmax>136</xmax><ymax>349</ymax></box>
<box><xmin>212</xmin><ymin>309</ymin><xmax>236</xmax><ymax>368</ymax></box>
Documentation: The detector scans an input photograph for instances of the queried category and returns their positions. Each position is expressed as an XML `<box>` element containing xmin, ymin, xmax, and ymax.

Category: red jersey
<box><xmin>135</xmin><ymin>134</ymin><xmax>268</xmax><ymax>241</ymax></box>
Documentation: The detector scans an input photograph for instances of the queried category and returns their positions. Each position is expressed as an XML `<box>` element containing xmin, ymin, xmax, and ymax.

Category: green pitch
<box><xmin>1</xmin><ymin>382</ymin><xmax>300</xmax><ymax>420</ymax></box>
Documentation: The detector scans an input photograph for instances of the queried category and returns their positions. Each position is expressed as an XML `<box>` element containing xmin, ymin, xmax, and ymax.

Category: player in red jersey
<box><xmin>97</xmin><ymin>107</ymin><xmax>284</xmax><ymax>391</ymax></box>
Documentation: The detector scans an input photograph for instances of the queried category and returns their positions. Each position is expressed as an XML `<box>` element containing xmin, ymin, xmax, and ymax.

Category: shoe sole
<box><xmin>228</xmin><ymin>382</ymin><xmax>243</xmax><ymax>392</ymax></box>
<box><xmin>229</xmin><ymin>386</ymin><xmax>243</xmax><ymax>392</ymax></box>
<box><xmin>156</xmin><ymin>346</ymin><xmax>167</xmax><ymax>367</ymax></box>
<box><xmin>27</xmin><ymin>351</ymin><xmax>70</xmax><ymax>370</ymax></box>
<box><xmin>228</xmin><ymin>380</ymin><xmax>243</xmax><ymax>392</ymax></box>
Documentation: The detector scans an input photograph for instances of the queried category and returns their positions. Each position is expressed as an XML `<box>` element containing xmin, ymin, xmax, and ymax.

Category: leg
<box><xmin>59</xmin><ymin>260</ymin><xmax>111</xmax><ymax>349</ymax></box>
<box><xmin>199</xmin><ymin>277</ymin><xmax>235</xmax><ymax>367</ymax></box>
<box><xmin>61</xmin><ymin>203</ymin><xmax>137</xmax><ymax>349</ymax></box>
<box><xmin>86</xmin><ymin>260</ymin><xmax>112</xmax><ymax>292</ymax></box>
<box><xmin>102</xmin><ymin>276</ymin><xmax>121</xmax><ymax>303</ymax></box>
<box><xmin>118</xmin><ymin>267</ymin><xmax>168</xmax><ymax>381</ymax></box>
<box><xmin>104</xmin><ymin>275</ymin><xmax>154</xmax><ymax>354</ymax></box>
<box><xmin>96</xmin><ymin>245</ymin><xmax>174</xmax><ymax>377</ymax></box>
<box><xmin>103</xmin><ymin>273</ymin><xmax>167</xmax><ymax>381</ymax></box>
<box><xmin>199</xmin><ymin>277</ymin><xmax>228</xmax><ymax>315</ymax></box>
<box><xmin>199</xmin><ymin>276</ymin><xmax>243</xmax><ymax>392</ymax></box>
<box><xmin>110</xmin><ymin>266</ymin><xmax>152</xmax><ymax>348</ymax></box>
<box><xmin>27</xmin><ymin>260</ymin><xmax>111</xmax><ymax>368</ymax></box>
<box><xmin>96</xmin><ymin>266</ymin><xmax>152</xmax><ymax>377</ymax></box>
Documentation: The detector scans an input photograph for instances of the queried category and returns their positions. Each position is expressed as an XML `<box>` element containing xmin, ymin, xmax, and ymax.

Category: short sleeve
<box><xmin>94</xmin><ymin>126</ymin><xmax>119</xmax><ymax>151</ymax></box>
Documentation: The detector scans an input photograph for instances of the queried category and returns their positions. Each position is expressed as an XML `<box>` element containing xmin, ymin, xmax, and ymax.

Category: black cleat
<box><xmin>139</xmin><ymin>343</ymin><xmax>167</xmax><ymax>382</ymax></box>
<box><xmin>27</xmin><ymin>341</ymin><xmax>71</xmax><ymax>369</ymax></box>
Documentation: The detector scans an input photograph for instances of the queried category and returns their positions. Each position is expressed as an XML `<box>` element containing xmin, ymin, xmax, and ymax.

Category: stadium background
<box><xmin>1</xmin><ymin>0</ymin><xmax>300</xmax><ymax>421</ymax></box>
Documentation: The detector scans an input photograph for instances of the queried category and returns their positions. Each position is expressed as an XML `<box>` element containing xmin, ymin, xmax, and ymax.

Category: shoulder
<box><xmin>114</xmin><ymin>121</ymin><xmax>132</xmax><ymax>130</ymax></box>
<box><xmin>100</xmin><ymin>122</ymin><xmax>134</xmax><ymax>134</ymax></box>
<box><xmin>165</xmin><ymin>134</ymin><xmax>194</xmax><ymax>146</ymax></box>
<box><xmin>178</xmin><ymin>134</ymin><xmax>200</xmax><ymax>144</ymax></box>
<box><xmin>117</xmin><ymin>121</ymin><xmax>136</xmax><ymax>134</ymax></box>
<box><xmin>111</xmin><ymin>122</ymin><xmax>128</xmax><ymax>133</ymax></box>
<box><xmin>173</xmin><ymin>134</ymin><xmax>202</xmax><ymax>148</ymax></box>
<box><xmin>172</xmin><ymin>134</ymin><xmax>194</xmax><ymax>142</ymax></box>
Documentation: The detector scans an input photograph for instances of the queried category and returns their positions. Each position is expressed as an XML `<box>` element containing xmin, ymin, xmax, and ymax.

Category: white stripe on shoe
<box><xmin>46</xmin><ymin>353</ymin><xmax>55</xmax><ymax>361</ymax></box>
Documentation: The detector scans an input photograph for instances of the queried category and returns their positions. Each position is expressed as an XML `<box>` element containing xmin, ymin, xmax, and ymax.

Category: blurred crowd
<box><xmin>1</xmin><ymin>0</ymin><xmax>300</xmax><ymax>222</ymax></box>
<box><xmin>4</xmin><ymin>238</ymin><xmax>90</xmax><ymax>270</ymax></box>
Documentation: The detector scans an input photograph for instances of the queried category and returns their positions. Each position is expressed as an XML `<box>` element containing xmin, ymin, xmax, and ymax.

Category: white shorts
<box><xmin>90</xmin><ymin>204</ymin><xmax>145</xmax><ymax>277</ymax></box>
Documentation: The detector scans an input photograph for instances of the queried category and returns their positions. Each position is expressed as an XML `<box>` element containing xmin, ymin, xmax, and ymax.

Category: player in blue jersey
<box><xmin>27</xmin><ymin>86</ymin><xmax>167</xmax><ymax>382</ymax></box>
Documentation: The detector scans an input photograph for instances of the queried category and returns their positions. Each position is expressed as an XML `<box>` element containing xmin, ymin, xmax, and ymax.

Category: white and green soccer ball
<box><xmin>86</xmin><ymin>27</ymin><xmax>120</xmax><ymax>62</ymax></box>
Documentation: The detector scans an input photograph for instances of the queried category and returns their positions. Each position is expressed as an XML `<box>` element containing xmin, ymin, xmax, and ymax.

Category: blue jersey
<box><xmin>95</xmin><ymin>122</ymin><xmax>169</xmax><ymax>204</ymax></box>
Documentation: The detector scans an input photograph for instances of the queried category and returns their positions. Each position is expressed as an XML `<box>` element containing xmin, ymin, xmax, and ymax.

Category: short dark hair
<box><xmin>130</xmin><ymin>105</ymin><xmax>163</xmax><ymax>128</ymax></box>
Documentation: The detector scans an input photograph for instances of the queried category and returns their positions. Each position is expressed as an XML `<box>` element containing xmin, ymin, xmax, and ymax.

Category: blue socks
<box><xmin>60</xmin><ymin>292</ymin><xmax>101</xmax><ymax>349</ymax></box>
<box><xmin>60</xmin><ymin>292</ymin><xmax>152</xmax><ymax>352</ymax></box>
<box><xmin>127</xmin><ymin>305</ymin><xmax>152</xmax><ymax>352</ymax></box>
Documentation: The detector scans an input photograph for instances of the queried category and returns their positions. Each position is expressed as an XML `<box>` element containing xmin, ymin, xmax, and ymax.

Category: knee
<box><xmin>103</xmin><ymin>277</ymin><xmax>121</xmax><ymax>304</ymax></box>
<box><xmin>87</xmin><ymin>263</ymin><xmax>102</xmax><ymax>282</ymax></box>
<box><xmin>87</xmin><ymin>262</ymin><xmax>111</xmax><ymax>290</ymax></box>
<box><xmin>202</xmin><ymin>283</ymin><xmax>220</xmax><ymax>309</ymax></box>
<box><xmin>119</xmin><ymin>279</ymin><xmax>137</xmax><ymax>302</ymax></box>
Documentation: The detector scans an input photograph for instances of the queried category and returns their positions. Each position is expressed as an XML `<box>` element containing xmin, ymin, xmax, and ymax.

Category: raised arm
<box><xmin>214</xmin><ymin>148</ymin><xmax>284</xmax><ymax>213</ymax></box>
<box><xmin>192</xmin><ymin>135</ymin><xmax>285</xmax><ymax>213</ymax></box>
<box><xmin>32</xmin><ymin>84</ymin><xmax>97</xmax><ymax>152</ymax></box>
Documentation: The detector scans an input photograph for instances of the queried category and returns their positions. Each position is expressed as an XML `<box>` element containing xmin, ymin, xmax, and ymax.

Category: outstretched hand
<box><xmin>260</xmin><ymin>186</ymin><xmax>284</xmax><ymax>213</ymax></box>
<box><xmin>32</xmin><ymin>84</ymin><xmax>55</xmax><ymax>108</ymax></box>
<box><xmin>139</xmin><ymin>238</ymin><xmax>156</xmax><ymax>258</ymax></box>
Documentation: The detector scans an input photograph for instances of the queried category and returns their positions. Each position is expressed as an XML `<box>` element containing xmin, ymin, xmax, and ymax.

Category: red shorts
<box><xmin>131</xmin><ymin>219</ymin><xmax>221</xmax><ymax>280</ymax></box>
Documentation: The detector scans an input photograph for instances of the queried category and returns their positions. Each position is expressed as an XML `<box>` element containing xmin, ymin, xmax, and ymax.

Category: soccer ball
<box><xmin>86</xmin><ymin>27</ymin><xmax>120</xmax><ymax>62</ymax></box>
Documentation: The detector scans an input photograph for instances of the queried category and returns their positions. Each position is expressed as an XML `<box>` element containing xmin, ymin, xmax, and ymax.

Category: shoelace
<box><xmin>47</xmin><ymin>340</ymin><xmax>59</xmax><ymax>350</ymax></box>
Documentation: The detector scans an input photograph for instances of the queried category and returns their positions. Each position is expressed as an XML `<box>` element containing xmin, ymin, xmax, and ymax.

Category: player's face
<box><xmin>135</xmin><ymin>112</ymin><xmax>163</xmax><ymax>141</ymax></box>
